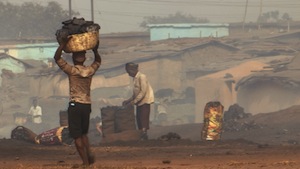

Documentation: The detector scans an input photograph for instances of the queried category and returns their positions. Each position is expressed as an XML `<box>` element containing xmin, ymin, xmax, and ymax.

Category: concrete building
<box><xmin>148</xmin><ymin>23</ymin><xmax>229</xmax><ymax>41</ymax></box>
<box><xmin>0</xmin><ymin>43</ymin><xmax>58</xmax><ymax>64</ymax></box>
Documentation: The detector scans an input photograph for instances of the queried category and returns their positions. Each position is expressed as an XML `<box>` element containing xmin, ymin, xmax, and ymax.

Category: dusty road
<box><xmin>1</xmin><ymin>138</ymin><xmax>300</xmax><ymax>169</ymax></box>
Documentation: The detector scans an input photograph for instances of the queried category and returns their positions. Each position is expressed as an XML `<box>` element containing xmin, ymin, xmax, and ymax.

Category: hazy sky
<box><xmin>6</xmin><ymin>0</ymin><xmax>300</xmax><ymax>34</ymax></box>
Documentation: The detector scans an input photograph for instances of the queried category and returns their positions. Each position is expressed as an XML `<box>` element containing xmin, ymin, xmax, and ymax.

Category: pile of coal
<box><xmin>55</xmin><ymin>17</ymin><xmax>100</xmax><ymax>43</ymax></box>
<box><xmin>223</xmin><ymin>104</ymin><xmax>261</xmax><ymax>131</ymax></box>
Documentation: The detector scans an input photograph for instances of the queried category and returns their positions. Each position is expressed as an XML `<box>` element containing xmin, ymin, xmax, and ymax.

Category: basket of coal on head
<box><xmin>56</xmin><ymin>17</ymin><xmax>101</xmax><ymax>53</ymax></box>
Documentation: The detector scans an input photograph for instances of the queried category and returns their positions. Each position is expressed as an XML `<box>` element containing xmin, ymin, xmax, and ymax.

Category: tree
<box><xmin>270</xmin><ymin>11</ymin><xmax>279</xmax><ymax>22</ymax></box>
<box><xmin>257</xmin><ymin>10</ymin><xmax>292</xmax><ymax>23</ymax></box>
<box><xmin>0</xmin><ymin>2</ymin><xmax>20</xmax><ymax>38</ymax></box>
<box><xmin>140</xmin><ymin>12</ymin><xmax>209</xmax><ymax>29</ymax></box>
<box><xmin>0</xmin><ymin>1</ymin><xmax>79</xmax><ymax>39</ymax></box>
<box><xmin>282</xmin><ymin>13</ymin><xmax>292</xmax><ymax>21</ymax></box>
<box><xmin>281</xmin><ymin>12</ymin><xmax>292</xmax><ymax>32</ymax></box>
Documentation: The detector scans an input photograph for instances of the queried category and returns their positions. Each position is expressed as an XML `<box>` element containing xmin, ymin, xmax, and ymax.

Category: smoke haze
<box><xmin>6</xmin><ymin>0</ymin><xmax>300</xmax><ymax>33</ymax></box>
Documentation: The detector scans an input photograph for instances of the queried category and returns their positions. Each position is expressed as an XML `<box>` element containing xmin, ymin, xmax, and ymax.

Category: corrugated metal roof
<box><xmin>147</xmin><ymin>23</ymin><xmax>229</xmax><ymax>28</ymax></box>
<box><xmin>0</xmin><ymin>53</ymin><xmax>34</xmax><ymax>68</ymax></box>
<box><xmin>0</xmin><ymin>42</ymin><xmax>58</xmax><ymax>50</ymax></box>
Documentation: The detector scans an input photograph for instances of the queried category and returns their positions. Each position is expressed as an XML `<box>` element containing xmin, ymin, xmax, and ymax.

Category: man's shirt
<box><xmin>131</xmin><ymin>72</ymin><xmax>154</xmax><ymax>106</ymax></box>
<box><xmin>55</xmin><ymin>58</ymin><xmax>100</xmax><ymax>104</ymax></box>
<box><xmin>28</xmin><ymin>106</ymin><xmax>42</xmax><ymax>124</ymax></box>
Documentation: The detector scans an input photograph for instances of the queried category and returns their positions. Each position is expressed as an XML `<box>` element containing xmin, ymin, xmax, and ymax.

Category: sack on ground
<box><xmin>35</xmin><ymin>126</ymin><xmax>73</xmax><ymax>145</ymax></box>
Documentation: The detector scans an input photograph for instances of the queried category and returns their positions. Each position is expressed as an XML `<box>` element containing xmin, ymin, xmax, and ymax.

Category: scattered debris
<box><xmin>162</xmin><ymin>160</ymin><xmax>171</xmax><ymax>164</ymax></box>
<box><xmin>158</xmin><ymin>132</ymin><xmax>181</xmax><ymax>141</ymax></box>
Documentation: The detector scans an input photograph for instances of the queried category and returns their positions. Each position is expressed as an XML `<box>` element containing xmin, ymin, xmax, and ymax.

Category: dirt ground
<box><xmin>1</xmin><ymin>138</ymin><xmax>300</xmax><ymax>169</ymax></box>
<box><xmin>2</xmin><ymin>105</ymin><xmax>300</xmax><ymax>169</ymax></box>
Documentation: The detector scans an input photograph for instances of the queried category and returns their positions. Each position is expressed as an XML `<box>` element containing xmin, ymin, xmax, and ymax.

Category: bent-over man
<box><xmin>123</xmin><ymin>62</ymin><xmax>154</xmax><ymax>140</ymax></box>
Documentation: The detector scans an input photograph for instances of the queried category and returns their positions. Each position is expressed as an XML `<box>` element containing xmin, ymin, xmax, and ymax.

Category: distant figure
<box><xmin>122</xmin><ymin>62</ymin><xmax>154</xmax><ymax>140</ymax></box>
<box><xmin>27</xmin><ymin>98</ymin><xmax>42</xmax><ymax>124</ymax></box>
<box><xmin>96</xmin><ymin>120</ymin><xmax>103</xmax><ymax>137</ymax></box>
<box><xmin>155</xmin><ymin>98</ymin><xmax>168</xmax><ymax>125</ymax></box>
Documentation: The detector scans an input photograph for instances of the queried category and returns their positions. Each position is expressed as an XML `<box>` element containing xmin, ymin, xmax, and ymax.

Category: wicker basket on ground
<box><xmin>61</xmin><ymin>31</ymin><xmax>99</xmax><ymax>53</ymax></box>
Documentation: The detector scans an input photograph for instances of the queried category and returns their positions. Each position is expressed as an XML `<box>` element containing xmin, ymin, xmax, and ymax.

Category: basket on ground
<box><xmin>62</xmin><ymin>31</ymin><xmax>99</xmax><ymax>53</ymax></box>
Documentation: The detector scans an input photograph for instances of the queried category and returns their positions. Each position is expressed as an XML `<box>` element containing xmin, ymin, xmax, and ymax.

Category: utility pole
<box><xmin>69</xmin><ymin>0</ymin><xmax>72</xmax><ymax>19</ymax></box>
<box><xmin>242</xmin><ymin>0</ymin><xmax>249</xmax><ymax>31</ymax></box>
<box><xmin>69</xmin><ymin>0</ymin><xmax>94</xmax><ymax>21</ymax></box>
<box><xmin>258</xmin><ymin>0</ymin><xmax>263</xmax><ymax>30</ymax></box>
<box><xmin>91</xmin><ymin>0</ymin><xmax>94</xmax><ymax>21</ymax></box>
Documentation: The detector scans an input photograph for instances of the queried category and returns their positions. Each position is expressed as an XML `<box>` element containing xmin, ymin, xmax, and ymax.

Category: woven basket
<box><xmin>63</xmin><ymin>31</ymin><xmax>99</xmax><ymax>53</ymax></box>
